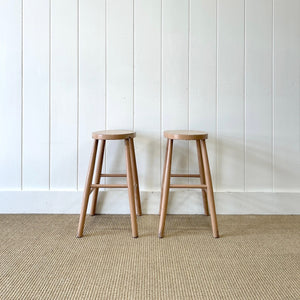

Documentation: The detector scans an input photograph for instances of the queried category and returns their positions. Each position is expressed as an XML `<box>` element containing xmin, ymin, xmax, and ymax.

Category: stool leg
<box><xmin>90</xmin><ymin>140</ymin><xmax>106</xmax><ymax>216</ymax></box>
<box><xmin>200</xmin><ymin>139</ymin><xmax>219</xmax><ymax>238</ymax></box>
<box><xmin>129</xmin><ymin>138</ymin><xmax>142</xmax><ymax>216</ymax></box>
<box><xmin>196</xmin><ymin>140</ymin><xmax>209</xmax><ymax>216</ymax></box>
<box><xmin>158</xmin><ymin>139</ymin><xmax>173</xmax><ymax>238</ymax></box>
<box><xmin>125</xmin><ymin>138</ymin><xmax>138</xmax><ymax>238</ymax></box>
<box><xmin>77</xmin><ymin>139</ymin><xmax>99</xmax><ymax>238</ymax></box>
<box><xmin>159</xmin><ymin>141</ymin><xmax>168</xmax><ymax>215</ymax></box>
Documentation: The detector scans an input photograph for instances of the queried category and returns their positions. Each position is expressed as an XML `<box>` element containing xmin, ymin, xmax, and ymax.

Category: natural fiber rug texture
<box><xmin>0</xmin><ymin>214</ymin><xmax>299</xmax><ymax>299</ymax></box>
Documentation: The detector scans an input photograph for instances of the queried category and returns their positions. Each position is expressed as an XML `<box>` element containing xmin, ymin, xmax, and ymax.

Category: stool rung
<box><xmin>91</xmin><ymin>184</ymin><xmax>128</xmax><ymax>189</ymax></box>
<box><xmin>171</xmin><ymin>173</ymin><xmax>200</xmax><ymax>178</ymax></box>
<box><xmin>100</xmin><ymin>173</ymin><xmax>127</xmax><ymax>177</ymax></box>
<box><xmin>89</xmin><ymin>187</ymin><xmax>96</xmax><ymax>195</ymax></box>
<box><xmin>170</xmin><ymin>184</ymin><xmax>206</xmax><ymax>189</ymax></box>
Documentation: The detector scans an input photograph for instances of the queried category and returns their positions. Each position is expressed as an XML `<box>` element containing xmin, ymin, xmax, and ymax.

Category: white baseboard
<box><xmin>0</xmin><ymin>191</ymin><xmax>299</xmax><ymax>214</ymax></box>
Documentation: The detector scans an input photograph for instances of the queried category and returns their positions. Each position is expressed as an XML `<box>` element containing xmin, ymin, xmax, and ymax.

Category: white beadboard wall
<box><xmin>0</xmin><ymin>0</ymin><xmax>299</xmax><ymax>214</ymax></box>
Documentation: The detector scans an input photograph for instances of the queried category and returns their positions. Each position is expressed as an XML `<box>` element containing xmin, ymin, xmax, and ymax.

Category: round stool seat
<box><xmin>92</xmin><ymin>130</ymin><xmax>136</xmax><ymax>140</ymax></box>
<box><xmin>164</xmin><ymin>130</ymin><xmax>208</xmax><ymax>140</ymax></box>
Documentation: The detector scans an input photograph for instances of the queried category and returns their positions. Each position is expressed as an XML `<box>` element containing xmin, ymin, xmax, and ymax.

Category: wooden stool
<box><xmin>158</xmin><ymin>130</ymin><xmax>219</xmax><ymax>238</ymax></box>
<box><xmin>77</xmin><ymin>130</ymin><xmax>142</xmax><ymax>238</ymax></box>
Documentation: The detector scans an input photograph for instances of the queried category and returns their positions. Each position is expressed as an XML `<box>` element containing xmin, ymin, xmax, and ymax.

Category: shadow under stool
<box><xmin>77</xmin><ymin>130</ymin><xmax>142</xmax><ymax>238</ymax></box>
<box><xmin>159</xmin><ymin>130</ymin><xmax>219</xmax><ymax>238</ymax></box>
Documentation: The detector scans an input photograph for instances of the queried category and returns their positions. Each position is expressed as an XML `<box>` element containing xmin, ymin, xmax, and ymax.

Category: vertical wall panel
<box><xmin>217</xmin><ymin>0</ymin><xmax>245</xmax><ymax>191</ymax></box>
<box><xmin>134</xmin><ymin>0</ymin><xmax>161</xmax><ymax>190</ymax></box>
<box><xmin>274</xmin><ymin>0</ymin><xmax>300</xmax><ymax>191</ymax></box>
<box><xmin>106</xmin><ymin>0</ymin><xmax>133</xmax><ymax>176</ymax></box>
<box><xmin>162</xmin><ymin>0</ymin><xmax>189</xmax><ymax>178</ymax></box>
<box><xmin>189</xmin><ymin>0</ymin><xmax>217</xmax><ymax>185</ymax></box>
<box><xmin>0</xmin><ymin>1</ymin><xmax>22</xmax><ymax>189</ymax></box>
<box><xmin>78</xmin><ymin>0</ymin><xmax>106</xmax><ymax>189</ymax></box>
<box><xmin>245</xmin><ymin>0</ymin><xmax>273</xmax><ymax>191</ymax></box>
<box><xmin>23</xmin><ymin>0</ymin><xmax>49</xmax><ymax>190</ymax></box>
<box><xmin>50</xmin><ymin>0</ymin><xmax>77</xmax><ymax>189</ymax></box>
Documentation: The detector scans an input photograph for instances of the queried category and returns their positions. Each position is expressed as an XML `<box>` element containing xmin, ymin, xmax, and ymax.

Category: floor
<box><xmin>0</xmin><ymin>214</ymin><xmax>299</xmax><ymax>299</ymax></box>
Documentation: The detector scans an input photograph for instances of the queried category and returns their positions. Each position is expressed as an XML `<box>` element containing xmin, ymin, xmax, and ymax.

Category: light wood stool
<box><xmin>159</xmin><ymin>130</ymin><xmax>219</xmax><ymax>238</ymax></box>
<box><xmin>77</xmin><ymin>130</ymin><xmax>142</xmax><ymax>238</ymax></box>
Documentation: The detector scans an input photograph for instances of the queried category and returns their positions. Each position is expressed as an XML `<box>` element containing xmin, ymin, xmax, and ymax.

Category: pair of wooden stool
<box><xmin>77</xmin><ymin>130</ymin><xmax>219</xmax><ymax>239</ymax></box>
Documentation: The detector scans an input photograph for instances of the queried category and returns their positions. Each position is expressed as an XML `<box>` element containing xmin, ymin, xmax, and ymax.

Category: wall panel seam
<box><xmin>105</xmin><ymin>0</ymin><xmax>108</xmax><ymax>176</ymax></box>
<box><xmin>133</xmin><ymin>0</ymin><xmax>135</xmax><ymax>131</ymax></box>
<box><xmin>244</xmin><ymin>0</ymin><xmax>246</xmax><ymax>192</ymax></box>
<box><xmin>21</xmin><ymin>0</ymin><xmax>24</xmax><ymax>191</ymax></box>
<box><xmin>272</xmin><ymin>0</ymin><xmax>275</xmax><ymax>192</ymax></box>
<box><xmin>216</xmin><ymin>0</ymin><xmax>219</xmax><ymax>191</ymax></box>
<box><xmin>76</xmin><ymin>0</ymin><xmax>79</xmax><ymax>191</ymax></box>
<box><xmin>49</xmin><ymin>0</ymin><xmax>52</xmax><ymax>190</ymax></box>
<box><xmin>160</xmin><ymin>0</ymin><xmax>163</xmax><ymax>185</ymax></box>
<box><xmin>187</xmin><ymin>0</ymin><xmax>190</xmax><ymax>178</ymax></box>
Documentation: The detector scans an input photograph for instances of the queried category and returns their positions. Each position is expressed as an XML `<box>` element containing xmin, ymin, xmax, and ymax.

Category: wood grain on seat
<box><xmin>164</xmin><ymin>130</ymin><xmax>208</xmax><ymax>140</ymax></box>
<box><xmin>92</xmin><ymin>130</ymin><xmax>136</xmax><ymax>140</ymax></box>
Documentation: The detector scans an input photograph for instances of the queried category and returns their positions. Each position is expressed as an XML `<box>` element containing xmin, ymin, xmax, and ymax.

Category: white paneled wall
<box><xmin>23</xmin><ymin>0</ymin><xmax>50</xmax><ymax>190</ymax></box>
<box><xmin>51</xmin><ymin>0</ymin><xmax>78</xmax><ymax>189</ymax></box>
<box><xmin>134</xmin><ymin>0</ymin><xmax>161</xmax><ymax>190</ymax></box>
<box><xmin>245</xmin><ymin>0</ymin><xmax>273</xmax><ymax>191</ymax></box>
<box><xmin>0</xmin><ymin>0</ymin><xmax>299</xmax><ymax>214</ymax></box>
<box><xmin>78</xmin><ymin>0</ymin><xmax>106</xmax><ymax>189</ymax></box>
<box><xmin>189</xmin><ymin>0</ymin><xmax>217</xmax><ymax>184</ymax></box>
<box><xmin>274</xmin><ymin>0</ymin><xmax>300</xmax><ymax>191</ymax></box>
<box><xmin>0</xmin><ymin>0</ymin><xmax>22</xmax><ymax>189</ymax></box>
<box><xmin>217</xmin><ymin>0</ymin><xmax>245</xmax><ymax>191</ymax></box>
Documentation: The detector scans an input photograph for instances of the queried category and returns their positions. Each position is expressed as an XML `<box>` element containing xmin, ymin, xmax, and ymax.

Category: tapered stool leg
<box><xmin>200</xmin><ymin>139</ymin><xmax>219</xmax><ymax>238</ymax></box>
<box><xmin>196</xmin><ymin>140</ymin><xmax>209</xmax><ymax>216</ymax></box>
<box><xmin>77</xmin><ymin>140</ymin><xmax>99</xmax><ymax>238</ymax></box>
<box><xmin>158</xmin><ymin>139</ymin><xmax>173</xmax><ymax>238</ymax></box>
<box><xmin>90</xmin><ymin>140</ymin><xmax>106</xmax><ymax>216</ymax></box>
<box><xmin>129</xmin><ymin>138</ymin><xmax>142</xmax><ymax>216</ymax></box>
<box><xmin>159</xmin><ymin>141</ymin><xmax>169</xmax><ymax>215</ymax></box>
<box><xmin>125</xmin><ymin>139</ymin><xmax>138</xmax><ymax>238</ymax></box>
